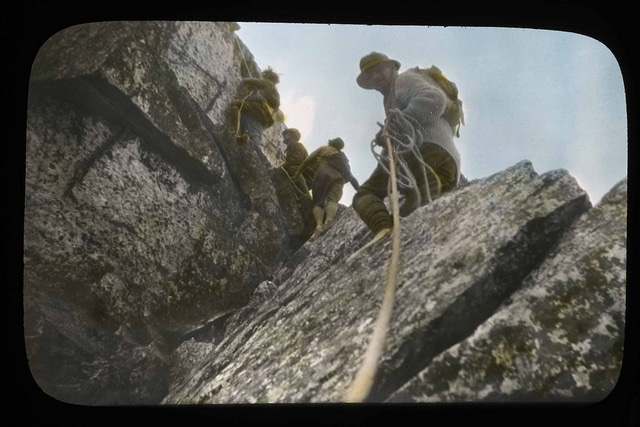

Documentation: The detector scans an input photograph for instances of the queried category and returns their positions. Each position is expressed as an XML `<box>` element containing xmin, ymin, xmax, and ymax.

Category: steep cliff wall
<box><xmin>24</xmin><ymin>21</ymin><xmax>311</xmax><ymax>404</ymax></box>
<box><xmin>23</xmin><ymin>22</ymin><xmax>627</xmax><ymax>406</ymax></box>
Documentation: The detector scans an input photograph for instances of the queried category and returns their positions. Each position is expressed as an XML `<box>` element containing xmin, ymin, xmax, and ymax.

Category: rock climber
<box><xmin>294</xmin><ymin>137</ymin><xmax>360</xmax><ymax>241</ymax></box>
<box><xmin>230</xmin><ymin>67</ymin><xmax>282</xmax><ymax>145</ymax></box>
<box><xmin>352</xmin><ymin>52</ymin><xmax>464</xmax><ymax>243</ymax></box>
<box><xmin>280</xmin><ymin>128</ymin><xmax>311</xmax><ymax>197</ymax></box>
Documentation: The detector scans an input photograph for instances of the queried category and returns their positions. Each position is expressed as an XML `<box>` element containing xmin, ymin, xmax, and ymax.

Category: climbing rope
<box><xmin>344</xmin><ymin>120</ymin><xmax>402</xmax><ymax>403</ymax></box>
<box><xmin>278</xmin><ymin>166</ymin><xmax>311</xmax><ymax>198</ymax></box>
<box><xmin>344</xmin><ymin>109</ymin><xmax>443</xmax><ymax>402</ymax></box>
<box><xmin>232</xmin><ymin>35</ymin><xmax>255</xmax><ymax>140</ymax></box>
<box><xmin>234</xmin><ymin>34</ymin><xmax>255</xmax><ymax>79</ymax></box>
<box><xmin>234</xmin><ymin>91</ymin><xmax>254</xmax><ymax>139</ymax></box>
<box><xmin>235</xmin><ymin>91</ymin><xmax>253</xmax><ymax>138</ymax></box>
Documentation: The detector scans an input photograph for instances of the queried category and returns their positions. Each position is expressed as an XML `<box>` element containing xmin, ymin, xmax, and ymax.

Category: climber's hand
<box><xmin>385</xmin><ymin>110</ymin><xmax>414</xmax><ymax>147</ymax></box>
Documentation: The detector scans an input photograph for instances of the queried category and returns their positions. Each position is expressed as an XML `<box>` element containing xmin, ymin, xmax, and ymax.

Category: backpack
<box><xmin>324</xmin><ymin>151</ymin><xmax>353</xmax><ymax>182</ymax></box>
<box><xmin>417</xmin><ymin>66</ymin><xmax>465</xmax><ymax>137</ymax></box>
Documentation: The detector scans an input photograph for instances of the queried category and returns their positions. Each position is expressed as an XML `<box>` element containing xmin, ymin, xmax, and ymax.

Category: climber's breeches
<box><xmin>352</xmin><ymin>143</ymin><xmax>458</xmax><ymax>233</ymax></box>
<box><xmin>401</xmin><ymin>143</ymin><xmax>457</xmax><ymax>209</ymax></box>
<box><xmin>417</xmin><ymin>143</ymin><xmax>458</xmax><ymax>195</ymax></box>
<box><xmin>312</xmin><ymin>168</ymin><xmax>344</xmax><ymax>207</ymax></box>
<box><xmin>239</xmin><ymin>114</ymin><xmax>265</xmax><ymax>144</ymax></box>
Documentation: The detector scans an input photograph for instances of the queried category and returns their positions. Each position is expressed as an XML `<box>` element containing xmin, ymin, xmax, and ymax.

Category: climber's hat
<box><xmin>356</xmin><ymin>52</ymin><xmax>401</xmax><ymax>89</ymax></box>
<box><xmin>328</xmin><ymin>137</ymin><xmax>345</xmax><ymax>150</ymax></box>
<box><xmin>282</xmin><ymin>128</ymin><xmax>301</xmax><ymax>141</ymax></box>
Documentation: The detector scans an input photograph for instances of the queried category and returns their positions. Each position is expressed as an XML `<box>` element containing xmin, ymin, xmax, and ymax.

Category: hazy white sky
<box><xmin>237</xmin><ymin>23</ymin><xmax>627</xmax><ymax>206</ymax></box>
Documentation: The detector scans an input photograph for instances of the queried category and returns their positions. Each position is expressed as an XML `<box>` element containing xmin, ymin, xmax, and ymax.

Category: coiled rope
<box><xmin>370</xmin><ymin>109</ymin><xmax>442</xmax><ymax>209</ymax></box>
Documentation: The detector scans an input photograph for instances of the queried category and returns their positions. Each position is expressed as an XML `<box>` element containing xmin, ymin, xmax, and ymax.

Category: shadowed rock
<box><xmin>24</xmin><ymin>21</ymin><xmax>298</xmax><ymax>404</ymax></box>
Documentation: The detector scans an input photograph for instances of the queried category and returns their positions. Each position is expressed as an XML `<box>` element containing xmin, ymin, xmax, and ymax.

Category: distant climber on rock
<box><xmin>230</xmin><ymin>67</ymin><xmax>282</xmax><ymax>145</ymax></box>
<box><xmin>352</xmin><ymin>52</ymin><xmax>464</xmax><ymax>244</ymax></box>
<box><xmin>280</xmin><ymin>128</ymin><xmax>311</xmax><ymax>198</ymax></box>
<box><xmin>294</xmin><ymin>137</ymin><xmax>359</xmax><ymax>241</ymax></box>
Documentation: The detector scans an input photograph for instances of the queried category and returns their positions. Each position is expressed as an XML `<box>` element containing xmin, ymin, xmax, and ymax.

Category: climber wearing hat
<box><xmin>294</xmin><ymin>137</ymin><xmax>359</xmax><ymax>241</ymax></box>
<box><xmin>352</xmin><ymin>52</ymin><xmax>463</xmax><ymax>241</ymax></box>
<box><xmin>281</xmin><ymin>127</ymin><xmax>311</xmax><ymax>197</ymax></box>
<box><xmin>230</xmin><ymin>67</ymin><xmax>282</xmax><ymax>145</ymax></box>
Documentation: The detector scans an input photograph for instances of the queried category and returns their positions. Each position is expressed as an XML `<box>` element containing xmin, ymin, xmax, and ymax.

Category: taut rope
<box><xmin>234</xmin><ymin>34</ymin><xmax>254</xmax><ymax>79</ymax></box>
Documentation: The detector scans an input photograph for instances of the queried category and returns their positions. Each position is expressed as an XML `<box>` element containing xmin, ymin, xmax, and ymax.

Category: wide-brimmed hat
<box><xmin>356</xmin><ymin>52</ymin><xmax>401</xmax><ymax>89</ymax></box>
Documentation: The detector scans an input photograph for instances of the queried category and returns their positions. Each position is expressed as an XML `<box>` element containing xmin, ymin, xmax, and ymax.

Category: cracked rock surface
<box><xmin>163</xmin><ymin>162</ymin><xmax>625</xmax><ymax>404</ymax></box>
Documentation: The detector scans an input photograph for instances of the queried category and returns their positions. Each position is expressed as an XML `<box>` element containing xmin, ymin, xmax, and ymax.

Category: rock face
<box><xmin>24</xmin><ymin>21</ymin><xmax>312</xmax><ymax>405</ymax></box>
<box><xmin>24</xmin><ymin>22</ymin><xmax>626</xmax><ymax>406</ymax></box>
<box><xmin>162</xmin><ymin>162</ymin><xmax>626</xmax><ymax>404</ymax></box>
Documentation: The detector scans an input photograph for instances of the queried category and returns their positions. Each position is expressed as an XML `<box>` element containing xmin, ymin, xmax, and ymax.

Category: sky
<box><xmin>236</xmin><ymin>23</ymin><xmax>627</xmax><ymax>207</ymax></box>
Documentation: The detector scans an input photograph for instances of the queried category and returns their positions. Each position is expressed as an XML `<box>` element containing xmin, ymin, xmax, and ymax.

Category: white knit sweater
<box><xmin>384</xmin><ymin>67</ymin><xmax>461</xmax><ymax>180</ymax></box>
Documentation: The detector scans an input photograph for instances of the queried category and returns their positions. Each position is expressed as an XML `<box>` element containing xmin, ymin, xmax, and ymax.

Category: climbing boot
<box><xmin>352</xmin><ymin>192</ymin><xmax>393</xmax><ymax>234</ymax></box>
<box><xmin>322</xmin><ymin>202</ymin><xmax>339</xmax><ymax>230</ymax></box>
<box><xmin>347</xmin><ymin>227</ymin><xmax>392</xmax><ymax>261</ymax></box>
<box><xmin>309</xmin><ymin>206</ymin><xmax>325</xmax><ymax>241</ymax></box>
<box><xmin>369</xmin><ymin>227</ymin><xmax>392</xmax><ymax>246</ymax></box>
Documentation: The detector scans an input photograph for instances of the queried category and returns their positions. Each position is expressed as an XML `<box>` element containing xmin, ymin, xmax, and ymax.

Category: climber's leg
<box><xmin>308</xmin><ymin>203</ymin><xmax>327</xmax><ymax>242</ymax></box>
<box><xmin>419</xmin><ymin>143</ymin><xmax>458</xmax><ymax>198</ymax></box>
<box><xmin>238</xmin><ymin>114</ymin><xmax>264</xmax><ymax>145</ymax></box>
<box><xmin>322</xmin><ymin>180</ymin><xmax>343</xmax><ymax>230</ymax></box>
<box><xmin>324</xmin><ymin>201</ymin><xmax>339</xmax><ymax>228</ymax></box>
<box><xmin>352</xmin><ymin>165</ymin><xmax>393</xmax><ymax>235</ymax></box>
